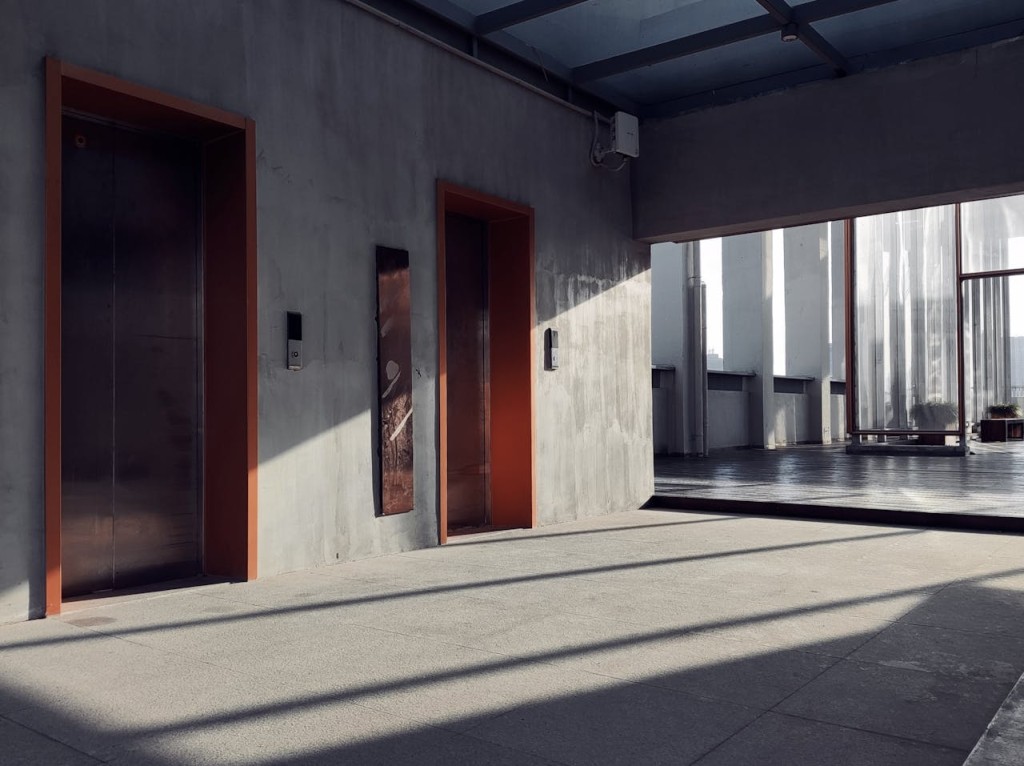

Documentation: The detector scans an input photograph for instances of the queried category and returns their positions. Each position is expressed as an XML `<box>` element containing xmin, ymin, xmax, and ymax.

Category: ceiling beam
<box><xmin>641</xmin><ymin>65</ymin><xmax>835</xmax><ymax>118</ymax></box>
<box><xmin>753</xmin><ymin>0</ymin><xmax>790</xmax><ymax>25</ymax></box>
<box><xmin>794</xmin><ymin>0</ymin><xmax>902</xmax><ymax>24</ymax></box>
<box><xmin>850</xmin><ymin>17</ymin><xmax>1024</xmax><ymax>73</ymax></box>
<box><xmin>573</xmin><ymin>0</ymin><xmax>898</xmax><ymax>84</ymax></box>
<box><xmin>475</xmin><ymin>0</ymin><xmax>589</xmax><ymax>35</ymax></box>
<box><xmin>574</xmin><ymin>15</ymin><xmax>778</xmax><ymax>83</ymax></box>
<box><xmin>642</xmin><ymin>17</ymin><xmax>1024</xmax><ymax>118</ymax></box>
<box><xmin>799</xmin><ymin>26</ymin><xmax>849</xmax><ymax>74</ymax></box>
<box><xmin>754</xmin><ymin>0</ymin><xmax>848</xmax><ymax>74</ymax></box>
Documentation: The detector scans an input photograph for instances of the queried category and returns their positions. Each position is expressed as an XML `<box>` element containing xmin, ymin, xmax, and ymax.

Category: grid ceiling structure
<box><xmin>366</xmin><ymin>0</ymin><xmax>1024</xmax><ymax>117</ymax></box>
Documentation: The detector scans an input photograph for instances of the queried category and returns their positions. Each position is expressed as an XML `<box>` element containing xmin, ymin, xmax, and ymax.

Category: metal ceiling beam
<box><xmin>573</xmin><ymin>0</ymin><xmax>898</xmax><ymax>84</ymax></box>
<box><xmin>850</xmin><ymin>17</ymin><xmax>1024</xmax><ymax>73</ymax></box>
<box><xmin>354</xmin><ymin>0</ymin><xmax>637</xmax><ymax>112</ymax></box>
<box><xmin>754</xmin><ymin>0</ymin><xmax>848</xmax><ymax>74</ymax></box>
<box><xmin>794</xmin><ymin>0</ymin><xmax>902</xmax><ymax>24</ymax></box>
<box><xmin>641</xmin><ymin>65</ymin><xmax>835</xmax><ymax>118</ymax></box>
<box><xmin>799</xmin><ymin>26</ymin><xmax>849</xmax><ymax>74</ymax></box>
<box><xmin>475</xmin><ymin>0</ymin><xmax>589</xmax><ymax>35</ymax></box>
<box><xmin>753</xmin><ymin>0</ymin><xmax>790</xmax><ymax>25</ymax></box>
<box><xmin>574</xmin><ymin>15</ymin><xmax>778</xmax><ymax>83</ymax></box>
<box><xmin>642</xmin><ymin>17</ymin><xmax>1024</xmax><ymax>118</ymax></box>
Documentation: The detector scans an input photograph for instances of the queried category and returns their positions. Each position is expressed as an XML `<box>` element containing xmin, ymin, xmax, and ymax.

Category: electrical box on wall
<box><xmin>611</xmin><ymin>111</ymin><xmax>639</xmax><ymax>158</ymax></box>
<box><xmin>545</xmin><ymin>328</ymin><xmax>559</xmax><ymax>370</ymax></box>
<box><xmin>286</xmin><ymin>311</ymin><xmax>302</xmax><ymax>371</ymax></box>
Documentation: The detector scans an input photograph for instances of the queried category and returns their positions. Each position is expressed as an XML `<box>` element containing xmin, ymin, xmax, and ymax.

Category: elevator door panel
<box><xmin>112</xmin><ymin>128</ymin><xmax>201</xmax><ymax>589</ymax></box>
<box><xmin>445</xmin><ymin>214</ymin><xmax>489</xmax><ymax>529</ymax></box>
<box><xmin>61</xmin><ymin>120</ymin><xmax>116</xmax><ymax>596</ymax></box>
<box><xmin>62</xmin><ymin>117</ymin><xmax>201</xmax><ymax>597</ymax></box>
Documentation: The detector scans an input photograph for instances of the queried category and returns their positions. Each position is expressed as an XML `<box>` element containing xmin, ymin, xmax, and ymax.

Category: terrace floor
<box><xmin>654</xmin><ymin>441</ymin><xmax>1024</xmax><ymax>524</ymax></box>
<box><xmin>4</xmin><ymin>508</ymin><xmax>1024</xmax><ymax>764</ymax></box>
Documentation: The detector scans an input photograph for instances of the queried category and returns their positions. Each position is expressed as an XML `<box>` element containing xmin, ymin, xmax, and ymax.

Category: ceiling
<box><xmin>366</xmin><ymin>0</ymin><xmax>1024</xmax><ymax>117</ymax></box>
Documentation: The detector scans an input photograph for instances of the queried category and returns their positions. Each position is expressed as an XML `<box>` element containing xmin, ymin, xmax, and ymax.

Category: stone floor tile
<box><xmin>467</xmin><ymin>681</ymin><xmax>760</xmax><ymax>766</ymax></box>
<box><xmin>900</xmin><ymin>582</ymin><xmax>1024</xmax><ymax>638</ymax></box>
<box><xmin>964</xmin><ymin>673</ymin><xmax>1024</xmax><ymax>766</ymax></box>
<box><xmin>101</xmin><ymin>697</ymin><xmax>562</xmax><ymax>766</ymax></box>
<box><xmin>4</xmin><ymin>653</ymin><xmax>292</xmax><ymax>761</ymax></box>
<box><xmin>205</xmin><ymin>621</ymin><xmax>624</xmax><ymax>732</ymax></box>
<box><xmin>3</xmin><ymin>507</ymin><xmax>1023</xmax><ymax>764</ymax></box>
<box><xmin>852</xmin><ymin>621</ymin><xmax>1024</xmax><ymax>683</ymax></box>
<box><xmin>776</xmin><ymin>658</ymin><xmax>1013</xmax><ymax>750</ymax></box>
<box><xmin>537</xmin><ymin>631</ymin><xmax>838</xmax><ymax>708</ymax></box>
<box><xmin>693</xmin><ymin>712</ymin><xmax>965</xmax><ymax>766</ymax></box>
<box><xmin>0</xmin><ymin>717</ymin><xmax>100</xmax><ymax>765</ymax></box>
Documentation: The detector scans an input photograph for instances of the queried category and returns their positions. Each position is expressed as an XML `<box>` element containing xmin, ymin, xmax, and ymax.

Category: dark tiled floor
<box><xmin>655</xmin><ymin>441</ymin><xmax>1024</xmax><ymax>519</ymax></box>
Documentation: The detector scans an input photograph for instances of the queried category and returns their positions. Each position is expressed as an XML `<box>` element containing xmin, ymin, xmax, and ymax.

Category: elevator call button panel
<box><xmin>287</xmin><ymin>311</ymin><xmax>303</xmax><ymax>371</ymax></box>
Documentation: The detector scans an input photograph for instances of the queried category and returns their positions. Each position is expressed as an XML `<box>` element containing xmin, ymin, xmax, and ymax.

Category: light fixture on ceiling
<box><xmin>781</xmin><ymin>23</ymin><xmax>799</xmax><ymax>42</ymax></box>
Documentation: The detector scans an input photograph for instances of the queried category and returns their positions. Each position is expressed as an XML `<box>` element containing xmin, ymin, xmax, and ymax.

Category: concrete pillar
<box><xmin>687</xmin><ymin>242</ymin><xmax>707</xmax><ymax>456</ymax></box>
<box><xmin>830</xmin><ymin>222</ymin><xmax>846</xmax><ymax>381</ymax></box>
<box><xmin>784</xmin><ymin>223</ymin><xmax>832</xmax><ymax>443</ymax></box>
<box><xmin>723</xmin><ymin>232</ymin><xmax>775</xmax><ymax>448</ymax></box>
<box><xmin>650</xmin><ymin>242</ymin><xmax>692</xmax><ymax>454</ymax></box>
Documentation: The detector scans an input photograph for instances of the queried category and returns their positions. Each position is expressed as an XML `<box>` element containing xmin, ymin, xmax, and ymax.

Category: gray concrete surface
<box><xmin>0</xmin><ymin>0</ymin><xmax>652</xmax><ymax>622</ymax></box>
<box><xmin>635</xmin><ymin>36</ymin><xmax>1024</xmax><ymax>242</ymax></box>
<box><xmin>3</xmin><ymin>508</ymin><xmax>1024</xmax><ymax>764</ymax></box>
<box><xmin>965</xmin><ymin>673</ymin><xmax>1024</xmax><ymax>766</ymax></box>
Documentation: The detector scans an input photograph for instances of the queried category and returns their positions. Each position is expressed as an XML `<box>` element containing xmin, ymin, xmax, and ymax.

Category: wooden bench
<box><xmin>980</xmin><ymin>418</ymin><xmax>1024</xmax><ymax>442</ymax></box>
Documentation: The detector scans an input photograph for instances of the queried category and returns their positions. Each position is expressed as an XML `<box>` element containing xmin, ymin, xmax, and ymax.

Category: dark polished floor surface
<box><xmin>654</xmin><ymin>441</ymin><xmax>1024</xmax><ymax>524</ymax></box>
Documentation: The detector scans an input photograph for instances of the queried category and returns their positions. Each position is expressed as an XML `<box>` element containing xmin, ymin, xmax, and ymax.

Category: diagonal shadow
<box><xmin>446</xmin><ymin>515</ymin><xmax>739</xmax><ymax>547</ymax></box>
<box><xmin>43</xmin><ymin>563</ymin><xmax>1024</xmax><ymax>742</ymax></box>
<box><xmin>3</xmin><ymin>575</ymin><xmax>1021</xmax><ymax>764</ymax></box>
<box><xmin>2</xmin><ymin>528</ymin><xmax>924</xmax><ymax>651</ymax></box>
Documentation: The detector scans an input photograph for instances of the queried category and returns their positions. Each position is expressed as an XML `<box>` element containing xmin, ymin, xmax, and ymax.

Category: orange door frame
<box><xmin>44</xmin><ymin>59</ymin><xmax>258</xmax><ymax>615</ymax></box>
<box><xmin>436</xmin><ymin>181</ymin><xmax>536</xmax><ymax>543</ymax></box>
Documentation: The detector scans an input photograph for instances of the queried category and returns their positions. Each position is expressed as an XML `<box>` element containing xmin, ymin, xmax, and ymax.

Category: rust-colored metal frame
<box><xmin>955</xmin><ymin>203</ymin><xmax>967</xmax><ymax>443</ymax></box>
<box><xmin>844</xmin><ymin>219</ymin><xmax>855</xmax><ymax>440</ymax></box>
<box><xmin>44</xmin><ymin>59</ymin><xmax>258</xmax><ymax>615</ymax></box>
<box><xmin>956</xmin><ymin>214</ymin><xmax>1024</xmax><ymax>436</ymax></box>
<box><xmin>436</xmin><ymin>181</ymin><xmax>536</xmax><ymax>544</ymax></box>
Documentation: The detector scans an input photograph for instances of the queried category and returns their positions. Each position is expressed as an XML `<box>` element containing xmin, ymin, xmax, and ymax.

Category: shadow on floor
<box><xmin>3</xmin><ymin>511</ymin><xmax>1024</xmax><ymax>765</ymax></box>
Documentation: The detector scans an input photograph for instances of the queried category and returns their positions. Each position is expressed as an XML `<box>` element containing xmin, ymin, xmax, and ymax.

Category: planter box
<box><xmin>917</xmin><ymin>433</ymin><xmax>957</xmax><ymax>446</ymax></box>
<box><xmin>980</xmin><ymin>418</ymin><xmax>1024</xmax><ymax>443</ymax></box>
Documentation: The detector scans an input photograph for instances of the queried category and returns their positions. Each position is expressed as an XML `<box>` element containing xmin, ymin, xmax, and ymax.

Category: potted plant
<box><xmin>910</xmin><ymin>400</ymin><xmax>957</xmax><ymax>445</ymax></box>
<box><xmin>987</xmin><ymin>402</ymin><xmax>1022</xmax><ymax>419</ymax></box>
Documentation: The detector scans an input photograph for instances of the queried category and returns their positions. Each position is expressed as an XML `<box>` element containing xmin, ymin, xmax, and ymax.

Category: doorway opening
<box><xmin>436</xmin><ymin>182</ymin><xmax>535</xmax><ymax>543</ymax></box>
<box><xmin>45</xmin><ymin>60</ymin><xmax>257</xmax><ymax>614</ymax></box>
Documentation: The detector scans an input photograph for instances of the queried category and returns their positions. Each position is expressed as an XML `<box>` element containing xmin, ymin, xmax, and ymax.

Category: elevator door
<box><xmin>61</xmin><ymin>116</ymin><xmax>201</xmax><ymax>597</ymax></box>
<box><xmin>445</xmin><ymin>213</ymin><xmax>490</xmax><ymax>530</ymax></box>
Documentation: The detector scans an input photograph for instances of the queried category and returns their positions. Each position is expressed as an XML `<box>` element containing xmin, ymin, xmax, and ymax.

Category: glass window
<box><xmin>962</xmin><ymin>195</ymin><xmax>1024</xmax><ymax>274</ymax></box>
<box><xmin>963</xmin><ymin>274</ymin><xmax>1024</xmax><ymax>423</ymax></box>
<box><xmin>853</xmin><ymin>206</ymin><xmax>959</xmax><ymax>432</ymax></box>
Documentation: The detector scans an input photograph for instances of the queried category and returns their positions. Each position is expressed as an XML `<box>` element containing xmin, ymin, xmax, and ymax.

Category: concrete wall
<box><xmin>651</xmin><ymin>371</ymin><xmax>674</xmax><ymax>455</ymax></box>
<box><xmin>831</xmin><ymin>394</ymin><xmax>847</xmax><ymax>441</ymax></box>
<box><xmin>707</xmin><ymin>391</ymin><xmax>749</xmax><ymax>450</ymax></box>
<box><xmin>635</xmin><ymin>37</ymin><xmax>1024</xmax><ymax>242</ymax></box>
<box><xmin>0</xmin><ymin>0</ymin><xmax>652</xmax><ymax>622</ymax></box>
<box><xmin>774</xmin><ymin>393</ymin><xmax>812</xmax><ymax>446</ymax></box>
<box><xmin>651</xmin><ymin>244</ymin><xmax>685</xmax><ymax>370</ymax></box>
<box><xmin>650</xmin><ymin>244</ymin><xmax>685</xmax><ymax>454</ymax></box>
